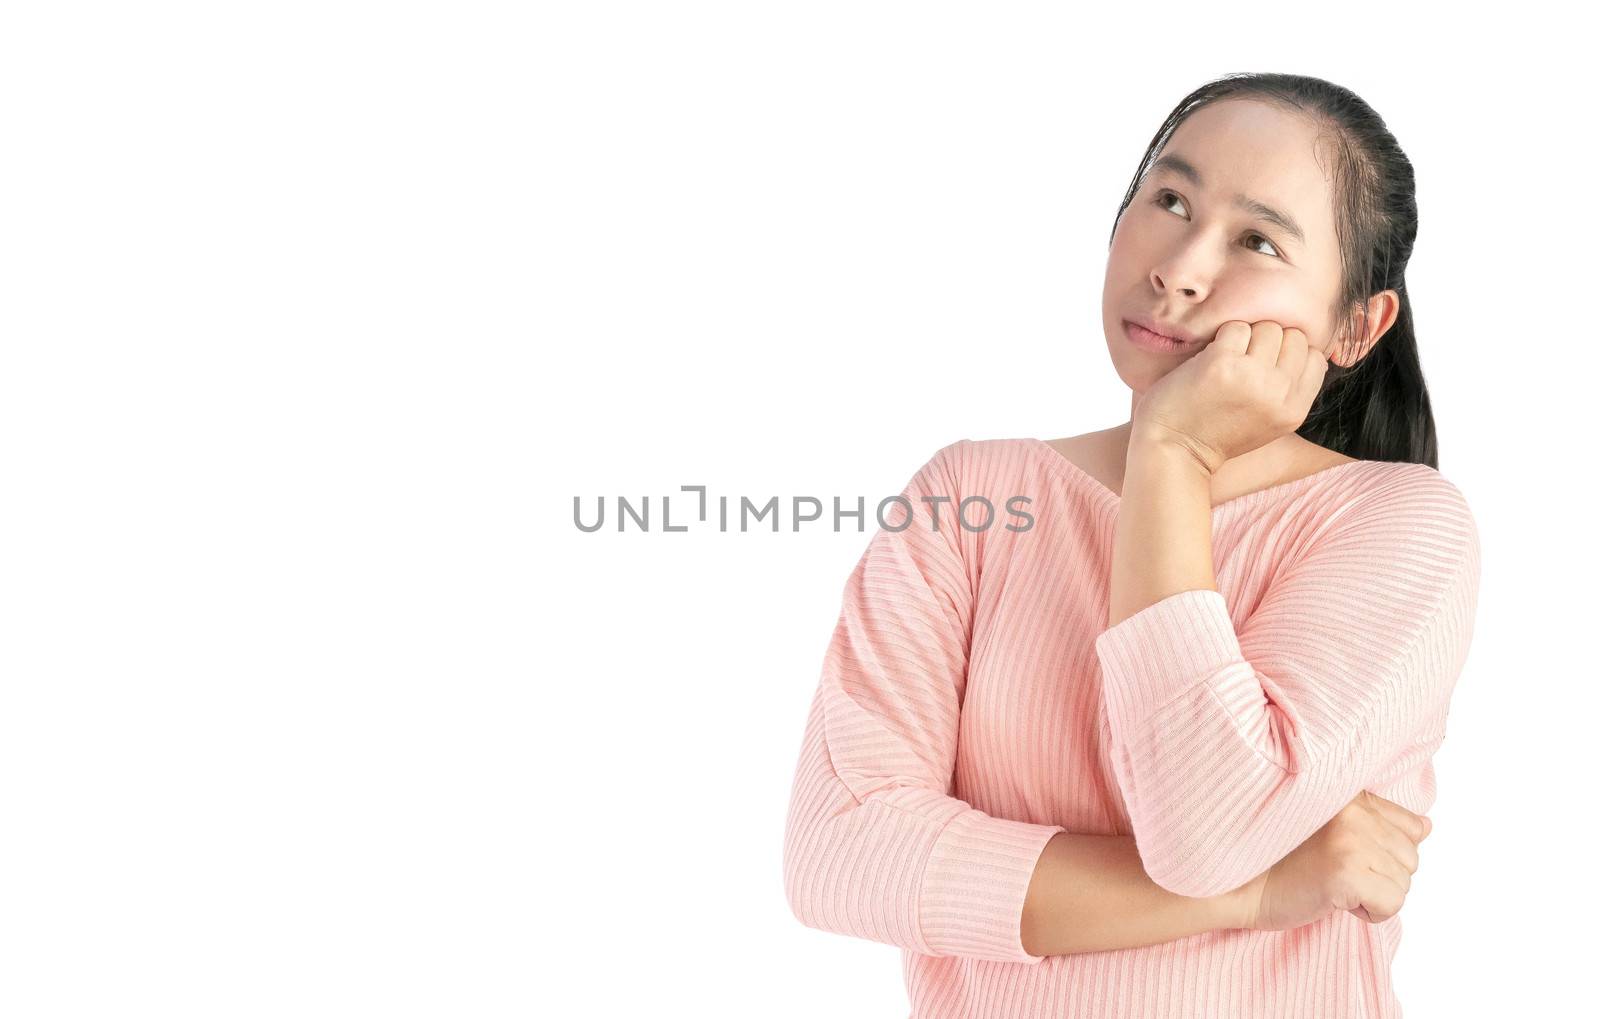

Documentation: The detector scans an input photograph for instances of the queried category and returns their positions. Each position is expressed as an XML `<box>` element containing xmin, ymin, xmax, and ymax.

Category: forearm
<box><xmin>1107</xmin><ymin>430</ymin><xmax>1217</xmax><ymax>627</ymax></box>
<box><xmin>1021</xmin><ymin>832</ymin><xmax>1255</xmax><ymax>956</ymax></box>
<box><xmin>1025</xmin><ymin>432</ymin><xmax>1252</xmax><ymax>954</ymax></box>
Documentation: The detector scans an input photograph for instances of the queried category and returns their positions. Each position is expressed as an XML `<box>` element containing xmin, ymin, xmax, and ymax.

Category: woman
<box><xmin>781</xmin><ymin>73</ymin><xmax>1480</xmax><ymax>1018</ymax></box>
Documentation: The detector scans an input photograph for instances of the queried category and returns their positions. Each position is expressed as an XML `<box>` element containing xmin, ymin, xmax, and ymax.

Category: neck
<box><xmin>1114</xmin><ymin>404</ymin><xmax>1326</xmax><ymax>494</ymax></box>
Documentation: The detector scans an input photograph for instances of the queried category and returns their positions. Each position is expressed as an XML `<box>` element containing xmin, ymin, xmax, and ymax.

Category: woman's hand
<box><xmin>1240</xmin><ymin>790</ymin><xmax>1432</xmax><ymax>931</ymax></box>
<box><xmin>1131</xmin><ymin>319</ymin><xmax>1331</xmax><ymax>475</ymax></box>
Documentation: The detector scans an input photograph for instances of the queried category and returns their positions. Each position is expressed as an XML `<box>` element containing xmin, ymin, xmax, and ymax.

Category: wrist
<box><xmin>1221</xmin><ymin>872</ymin><xmax>1265</xmax><ymax>931</ymax></box>
<box><xmin>1126</xmin><ymin>427</ymin><xmax>1224</xmax><ymax>483</ymax></box>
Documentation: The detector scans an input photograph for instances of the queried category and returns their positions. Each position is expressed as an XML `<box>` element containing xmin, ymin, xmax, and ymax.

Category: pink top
<box><xmin>782</xmin><ymin>437</ymin><xmax>1481</xmax><ymax>1018</ymax></box>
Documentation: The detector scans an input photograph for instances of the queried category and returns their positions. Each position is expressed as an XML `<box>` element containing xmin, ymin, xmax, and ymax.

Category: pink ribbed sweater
<box><xmin>782</xmin><ymin>437</ymin><xmax>1481</xmax><ymax>1018</ymax></box>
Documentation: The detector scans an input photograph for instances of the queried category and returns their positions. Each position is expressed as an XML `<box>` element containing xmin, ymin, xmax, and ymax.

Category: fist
<box><xmin>1132</xmin><ymin>320</ymin><xmax>1331</xmax><ymax>474</ymax></box>
<box><xmin>1244</xmin><ymin>790</ymin><xmax>1432</xmax><ymax>932</ymax></box>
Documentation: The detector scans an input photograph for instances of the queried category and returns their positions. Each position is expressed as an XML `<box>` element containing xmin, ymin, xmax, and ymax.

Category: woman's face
<box><xmin>1101</xmin><ymin>98</ymin><xmax>1351</xmax><ymax>392</ymax></box>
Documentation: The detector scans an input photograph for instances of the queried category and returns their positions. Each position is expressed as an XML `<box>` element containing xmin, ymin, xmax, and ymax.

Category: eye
<box><xmin>1152</xmin><ymin>189</ymin><xmax>1188</xmax><ymax>217</ymax></box>
<box><xmin>1244</xmin><ymin>232</ymin><xmax>1282</xmax><ymax>259</ymax></box>
<box><xmin>1152</xmin><ymin>188</ymin><xmax>1284</xmax><ymax>261</ymax></box>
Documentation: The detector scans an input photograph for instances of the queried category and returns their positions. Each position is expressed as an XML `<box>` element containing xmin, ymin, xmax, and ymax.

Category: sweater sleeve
<box><xmin>1092</xmin><ymin>468</ymin><xmax>1482</xmax><ymax>899</ymax></box>
<box><xmin>782</xmin><ymin>441</ymin><xmax>1066</xmax><ymax>965</ymax></box>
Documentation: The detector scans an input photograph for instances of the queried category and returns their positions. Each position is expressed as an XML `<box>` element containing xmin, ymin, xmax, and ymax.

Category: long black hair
<box><xmin>1111</xmin><ymin>73</ymin><xmax>1437</xmax><ymax>468</ymax></box>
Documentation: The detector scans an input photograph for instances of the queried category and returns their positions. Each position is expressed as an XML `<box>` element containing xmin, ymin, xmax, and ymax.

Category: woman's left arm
<box><xmin>1098</xmin><ymin>428</ymin><xmax>1481</xmax><ymax>899</ymax></box>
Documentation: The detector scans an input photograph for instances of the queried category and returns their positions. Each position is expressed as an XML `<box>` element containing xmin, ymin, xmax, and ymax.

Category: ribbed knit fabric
<box><xmin>782</xmin><ymin>437</ymin><xmax>1481</xmax><ymax>1019</ymax></box>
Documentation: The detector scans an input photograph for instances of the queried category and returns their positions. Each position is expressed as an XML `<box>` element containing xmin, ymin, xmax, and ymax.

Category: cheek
<box><xmin>1104</xmin><ymin>228</ymin><xmax>1132</xmax><ymax>270</ymax></box>
<box><xmin>1218</xmin><ymin>279</ymin><xmax>1324</xmax><ymax>334</ymax></box>
<box><xmin>1110</xmin><ymin>208</ymin><xmax>1162</xmax><ymax>259</ymax></box>
<box><xmin>1106</xmin><ymin>235</ymin><xmax>1157</xmax><ymax>289</ymax></box>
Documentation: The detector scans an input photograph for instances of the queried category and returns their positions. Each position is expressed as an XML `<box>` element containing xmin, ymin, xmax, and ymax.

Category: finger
<box><xmin>1278</xmin><ymin>326</ymin><xmax>1310</xmax><ymax>376</ymax></box>
<box><xmin>1370</xmin><ymin>816</ymin><xmax>1422</xmax><ymax>876</ymax></box>
<box><xmin>1246</xmin><ymin>320</ymin><xmax>1285</xmax><ymax>361</ymax></box>
<box><xmin>1368</xmin><ymin>849</ymin><xmax>1412</xmax><ymax>896</ymax></box>
<box><xmin>1363</xmin><ymin>793</ymin><xmax>1429</xmax><ymax>845</ymax></box>
<box><xmin>1355</xmin><ymin>868</ymin><xmax>1407</xmax><ymax>925</ymax></box>
<box><xmin>1304</xmin><ymin>344</ymin><xmax>1330</xmax><ymax>382</ymax></box>
<box><xmin>1296</xmin><ymin>344</ymin><xmax>1329</xmax><ymax>409</ymax></box>
<box><xmin>1213</xmin><ymin>320</ymin><xmax>1254</xmax><ymax>353</ymax></box>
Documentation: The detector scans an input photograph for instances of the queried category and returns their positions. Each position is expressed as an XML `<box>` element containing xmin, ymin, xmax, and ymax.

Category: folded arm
<box><xmin>1095</xmin><ymin>438</ymin><xmax>1482</xmax><ymax>898</ymax></box>
<box><xmin>783</xmin><ymin>442</ymin><xmax>1257</xmax><ymax>963</ymax></box>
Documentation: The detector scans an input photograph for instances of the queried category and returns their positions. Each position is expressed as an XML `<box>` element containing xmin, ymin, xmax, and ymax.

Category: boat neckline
<box><xmin>1021</xmin><ymin>436</ymin><xmax>1385</xmax><ymax>514</ymax></box>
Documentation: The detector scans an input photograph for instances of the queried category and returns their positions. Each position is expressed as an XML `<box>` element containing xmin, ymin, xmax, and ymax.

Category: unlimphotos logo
<box><xmin>573</xmin><ymin>487</ymin><xmax>1036</xmax><ymax>534</ymax></box>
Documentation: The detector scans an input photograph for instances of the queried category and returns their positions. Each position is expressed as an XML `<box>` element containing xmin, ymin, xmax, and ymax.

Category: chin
<box><xmin>1106</xmin><ymin>345</ymin><xmax>1173</xmax><ymax>393</ymax></box>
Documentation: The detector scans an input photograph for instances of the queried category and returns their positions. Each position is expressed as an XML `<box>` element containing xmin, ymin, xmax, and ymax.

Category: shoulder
<box><xmin>909</xmin><ymin>437</ymin><xmax>1064</xmax><ymax>507</ymax></box>
<box><xmin>889</xmin><ymin>438</ymin><xmax>1049</xmax><ymax>542</ymax></box>
<box><xmin>1313</xmin><ymin>459</ymin><xmax>1481</xmax><ymax>583</ymax></box>
<box><xmin>1351</xmin><ymin>460</ymin><xmax>1477</xmax><ymax>538</ymax></box>
<box><xmin>920</xmin><ymin>436</ymin><xmax>1048</xmax><ymax>480</ymax></box>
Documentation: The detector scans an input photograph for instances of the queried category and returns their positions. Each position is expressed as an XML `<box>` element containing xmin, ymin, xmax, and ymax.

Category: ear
<box><xmin>1329</xmin><ymin>290</ymin><xmax>1400</xmax><ymax>366</ymax></box>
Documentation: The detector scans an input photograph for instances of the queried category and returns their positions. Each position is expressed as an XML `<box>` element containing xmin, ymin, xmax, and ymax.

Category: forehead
<box><xmin>1157</xmin><ymin>99</ymin><xmax>1337</xmax><ymax>240</ymax></box>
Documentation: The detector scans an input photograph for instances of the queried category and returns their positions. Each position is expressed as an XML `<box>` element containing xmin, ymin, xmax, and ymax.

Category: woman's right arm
<box><xmin>782</xmin><ymin>444</ymin><xmax>1428</xmax><ymax>962</ymax></box>
<box><xmin>782</xmin><ymin>447</ymin><xmax>1067</xmax><ymax>966</ymax></box>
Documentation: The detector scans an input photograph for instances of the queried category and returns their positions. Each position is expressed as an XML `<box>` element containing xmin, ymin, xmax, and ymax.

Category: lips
<box><xmin>1124</xmin><ymin>315</ymin><xmax>1204</xmax><ymax>346</ymax></box>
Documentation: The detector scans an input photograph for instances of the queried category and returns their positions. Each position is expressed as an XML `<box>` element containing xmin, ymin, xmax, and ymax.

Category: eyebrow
<box><xmin>1148</xmin><ymin>153</ymin><xmax>1306</xmax><ymax>248</ymax></box>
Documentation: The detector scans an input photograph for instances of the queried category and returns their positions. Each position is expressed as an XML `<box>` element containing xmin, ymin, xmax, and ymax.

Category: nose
<box><xmin>1149</xmin><ymin>238</ymin><xmax>1213</xmax><ymax>301</ymax></box>
<box><xmin>1150</xmin><ymin>265</ymin><xmax>1207</xmax><ymax>301</ymax></box>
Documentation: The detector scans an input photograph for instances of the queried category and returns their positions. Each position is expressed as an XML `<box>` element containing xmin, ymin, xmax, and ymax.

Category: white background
<box><xmin>4</xmin><ymin>2</ymin><xmax>1595</xmax><ymax>1016</ymax></box>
